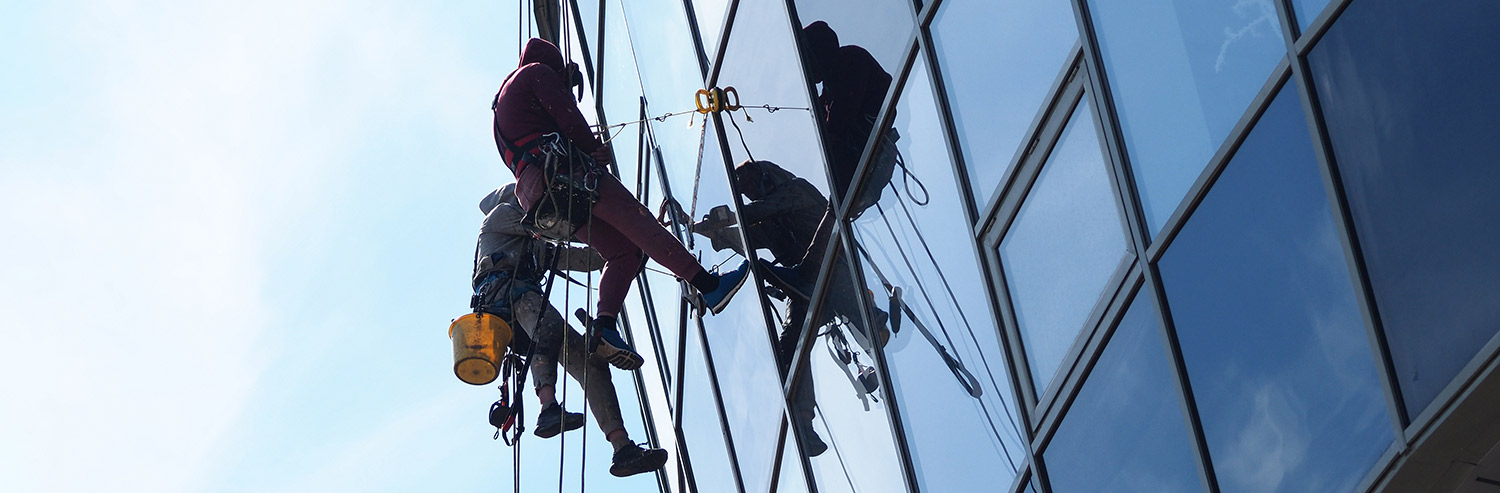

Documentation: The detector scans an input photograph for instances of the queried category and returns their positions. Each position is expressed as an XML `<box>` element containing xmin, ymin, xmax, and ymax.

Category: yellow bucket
<box><xmin>449</xmin><ymin>312</ymin><xmax>514</xmax><ymax>385</ymax></box>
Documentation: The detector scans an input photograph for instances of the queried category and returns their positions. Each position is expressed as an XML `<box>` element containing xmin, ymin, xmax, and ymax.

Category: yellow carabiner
<box><xmin>695</xmin><ymin>88</ymin><xmax>716</xmax><ymax>114</ymax></box>
<box><xmin>721</xmin><ymin>86</ymin><xmax>742</xmax><ymax>112</ymax></box>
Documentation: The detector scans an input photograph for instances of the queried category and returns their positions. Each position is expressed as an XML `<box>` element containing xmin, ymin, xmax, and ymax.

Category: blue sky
<box><xmin>0</xmin><ymin>1</ymin><xmax>662</xmax><ymax>491</ymax></box>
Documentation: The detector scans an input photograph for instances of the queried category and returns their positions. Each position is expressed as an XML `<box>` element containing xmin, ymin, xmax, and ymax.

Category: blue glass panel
<box><xmin>1087</xmin><ymin>0</ymin><xmax>1285</xmax><ymax>235</ymax></box>
<box><xmin>1308</xmin><ymin>0</ymin><xmax>1500</xmax><ymax>419</ymax></box>
<box><xmin>1159</xmin><ymin>88</ymin><xmax>1392</xmax><ymax>492</ymax></box>
<box><xmin>931</xmin><ymin>0</ymin><xmax>1078</xmax><ymax>207</ymax></box>
<box><xmin>1289</xmin><ymin>0</ymin><xmax>1330</xmax><ymax>31</ymax></box>
<box><xmin>854</xmin><ymin>58</ymin><xmax>1027</xmax><ymax>491</ymax></box>
<box><xmin>1000</xmin><ymin>98</ymin><xmax>1131</xmax><ymax>394</ymax></box>
<box><xmin>1043</xmin><ymin>293</ymin><xmax>1200</xmax><ymax>493</ymax></box>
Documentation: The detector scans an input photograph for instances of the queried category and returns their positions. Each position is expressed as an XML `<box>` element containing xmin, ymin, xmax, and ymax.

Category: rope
<box><xmin>685</xmin><ymin>117</ymin><xmax>708</xmax><ymax>251</ymax></box>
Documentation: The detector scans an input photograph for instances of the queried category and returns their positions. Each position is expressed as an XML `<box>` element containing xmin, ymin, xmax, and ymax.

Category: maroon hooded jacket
<box><xmin>492</xmin><ymin>38</ymin><xmax>603</xmax><ymax>172</ymax></box>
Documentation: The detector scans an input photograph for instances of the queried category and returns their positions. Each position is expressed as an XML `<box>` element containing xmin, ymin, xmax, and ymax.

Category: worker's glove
<box><xmin>564</xmin><ymin>62</ymin><xmax>584</xmax><ymax>102</ymax></box>
<box><xmin>693</xmin><ymin>204</ymin><xmax>737</xmax><ymax>234</ymax></box>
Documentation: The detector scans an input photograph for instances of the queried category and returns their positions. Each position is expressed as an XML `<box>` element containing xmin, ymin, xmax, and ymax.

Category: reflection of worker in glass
<box><xmin>472</xmin><ymin>185</ymin><xmax>668</xmax><ymax>477</ymax></box>
<box><xmin>492</xmin><ymin>38</ymin><xmax>750</xmax><ymax>355</ymax></box>
<box><xmin>794</xmin><ymin>21</ymin><xmax>900</xmax><ymax>280</ymax></box>
<box><xmin>696</xmin><ymin>160</ymin><xmax>891</xmax><ymax>456</ymax></box>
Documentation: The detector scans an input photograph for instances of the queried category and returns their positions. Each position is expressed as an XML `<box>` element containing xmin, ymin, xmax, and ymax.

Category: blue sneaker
<box><xmin>590</xmin><ymin>317</ymin><xmax>644</xmax><ymax>370</ymax></box>
<box><xmin>699</xmin><ymin>260</ymin><xmax>750</xmax><ymax>314</ymax></box>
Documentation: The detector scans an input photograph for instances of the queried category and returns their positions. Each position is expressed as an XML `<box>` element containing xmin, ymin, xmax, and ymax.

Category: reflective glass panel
<box><xmin>1289</xmin><ymin>0</ymin><xmax>1331</xmax><ymax>31</ymax></box>
<box><xmin>1087</xmin><ymin>0</ymin><xmax>1285</xmax><ymax>235</ymax></box>
<box><xmin>775</xmin><ymin>433</ymin><xmax>812</xmax><ymax>493</ymax></box>
<box><xmin>690</xmin><ymin>122</ymin><xmax>788</xmax><ymax>493</ymax></box>
<box><xmin>1159</xmin><ymin>88</ymin><xmax>1393</xmax><ymax>492</ymax></box>
<box><xmin>718</xmin><ymin>0</ymin><xmax>830</xmax><ymax>194</ymax></box>
<box><xmin>789</xmin><ymin>0</ymin><xmax>912</xmax><ymax>73</ymax></box>
<box><xmin>853</xmin><ymin>59</ymin><xmax>1027</xmax><ymax>491</ymax></box>
<box><xmin>1000</xmin><ymin>98</ymin><xmax>1131</xmax><ymax>394</ymax></box>
<box><xmin>932</xmin><ymin>0</ymin><xmax>1078</xmax><ymax>208</ymax></box>
<box><xmin>1043</xmin><ymin>292</ymin><xmax>1200</xmax><ymax>492</ymax></box>
<box><xmin>1308</xmin><ymin>0</ymin><xmax>1500</xmax><ymax>419</ymax></box>
<box><xmin>692</xmin><ymin>0</ymin><xmax>730</xmax><ymax>57</ymax></box>
<box><xmin>791</xmin><ymin>246</ymin><xmax>906</xmax><ymax>493</ymax></box>
<box><xmin>680</xmin><ymin>317</ymin><xmax>742</xmax><ymax>490</ymax></box>
<box><xmin>621</xmin><ymin>0</ymin><xmax>709</xmax><ymax>198</ymax></box>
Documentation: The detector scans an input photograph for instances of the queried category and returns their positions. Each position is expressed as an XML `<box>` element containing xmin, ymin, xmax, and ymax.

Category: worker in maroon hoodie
<box><xmin>790</xmin><ymin>21</ymin><xmax>900</xmax><ymax>280</ymax></box>
<box><xmin>491</xmin><ymin>38</ymin><xmax>769</xmax><ymax>363</ymax></box>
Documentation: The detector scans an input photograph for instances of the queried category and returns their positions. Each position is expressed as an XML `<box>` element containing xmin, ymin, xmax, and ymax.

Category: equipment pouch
<box><xmin>522</xmin><ymin>173</ymin><xmax>599</xmax><ymax>241</ymax></box>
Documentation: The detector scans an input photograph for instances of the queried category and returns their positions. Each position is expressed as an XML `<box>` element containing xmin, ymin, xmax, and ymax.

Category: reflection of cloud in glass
<box><xmin>1214</xmin><ymin>0</ymin><xmax>1278</xmax><ymax>72</ymax></box>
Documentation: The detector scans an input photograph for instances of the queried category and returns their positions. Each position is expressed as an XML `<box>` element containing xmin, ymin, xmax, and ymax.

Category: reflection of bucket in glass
<box><xmin>449</xmin><ymin>313</ymin><xmax>513</xmax><ymax>385</ymax></box>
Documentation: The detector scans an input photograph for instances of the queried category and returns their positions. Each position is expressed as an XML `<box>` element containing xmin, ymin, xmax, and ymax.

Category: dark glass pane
<box><xmin>1000</xmin><ymin>98</ymin><xmax>1131</xmax><ymax>394</ymax></box>
<box><xmin>853</xmin><ymin>58</ymin><xmax>1027</xmax><ymax>491</ymax></box>
<box><xmin>1087</xmin><ymin>0</ymin><xmax>1285</xmax><ymax>235</ymax></box>
<box><xmin>789</xmin><ymin>0</ymin><xmax>912</xmax><ymax>73</ymax></box>
<box><xmin>1159</xmin><ymin>88</ymin><xmax>1393</xmax><ymax>492</ymax></box>
<box><xmin>1308</xmin><ymin>0</ymin><xmax>1500</xmax><ymax>418</ymax></box>
<box><xmin>1043</xmin><ymin>293</ymin><xmax>1200</xmax><ymax>492</ymax></box>
<box><xmin>931</xmin><ymin>0</ymin><xmax>1077</xmax><ymax>207</ymax></box>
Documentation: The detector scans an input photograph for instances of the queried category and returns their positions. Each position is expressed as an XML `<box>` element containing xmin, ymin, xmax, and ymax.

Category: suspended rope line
<box><xmin>816</xmin><ymin>413</ymin><xmax>860</xmax><ymax>493</ymax></box>
<box><xmin>684</xmin><ymin>116</ymin><xmax>708</xmax><ymax>251</ymax></box>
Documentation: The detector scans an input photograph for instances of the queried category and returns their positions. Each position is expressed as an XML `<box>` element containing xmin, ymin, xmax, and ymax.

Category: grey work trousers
<box><xmin>511</xmin><ymin>290</ymin><xmax>626</xmax><ymax>435</ymax></box>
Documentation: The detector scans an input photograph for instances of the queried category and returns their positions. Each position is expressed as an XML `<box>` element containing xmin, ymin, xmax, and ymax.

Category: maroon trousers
<box><xmin>516</xmin><ymin>165</ymin><xmax>705</xmax><ymax>317</ymax></box>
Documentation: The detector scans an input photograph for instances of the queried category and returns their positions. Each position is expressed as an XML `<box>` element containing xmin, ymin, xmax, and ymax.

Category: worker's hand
<box><xmin>590</xmin><ymin>145</ymin><xmax>613</xmax><ymax>166</ymax></box>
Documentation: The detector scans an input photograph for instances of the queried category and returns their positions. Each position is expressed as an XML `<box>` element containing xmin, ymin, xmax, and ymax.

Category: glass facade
<box><xmin>513</xmin><ymin>0</ymin><xmax>1500</xmax><ymax>491</ymax></box>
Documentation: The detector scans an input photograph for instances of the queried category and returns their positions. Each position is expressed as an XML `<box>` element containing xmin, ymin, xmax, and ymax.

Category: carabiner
<box><xmin>695</xmin><ymin>88</ymin><xmax>716</xmax><ymax>114</ymax></box>
<box><xmin>721</xmin><ymin>86</ymin><xmax>742</xmax><ymax>112</ymax></box>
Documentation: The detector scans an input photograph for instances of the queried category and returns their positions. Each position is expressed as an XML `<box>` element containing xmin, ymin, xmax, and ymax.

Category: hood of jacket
<box><xmin>479</xmin><ymin>184</ymin><xmax>518</xmax><ymax>215</ymax></box>
<box><xmin>519</xmin><ymin>38</ymin><xmax>566</xmax><ymax>73</ymax></box>
<box><xmin>801</xmin><ymin>21</ymin><xmax>839</xmax><ymax>82</ymax></box>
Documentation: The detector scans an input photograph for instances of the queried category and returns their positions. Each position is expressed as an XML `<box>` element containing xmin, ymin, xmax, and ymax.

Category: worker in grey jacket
<box><xmin>473</xmin><ymin>184</ymin><xmax>668</xmax><ymax>477</ymax></box>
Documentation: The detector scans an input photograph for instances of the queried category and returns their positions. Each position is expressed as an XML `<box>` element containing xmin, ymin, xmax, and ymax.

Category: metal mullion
<box><xmin>973</xmin><ymin>47</ymin><xmax>1086</xmax><ymax>229</ymax></box>
<box><xmin>1140</xmin><ymin>262</ymin><xmax>1221</xmax><ymax>493</ymax></box>
<box><xmin>1030</xmin><ymin>267</ymin><xmax>1141</xmax><ymax>447</ymax></box>
<box><xmin>1030</xmin><ymin>256</ymin><xmax>1135</xmax><ymax>431</ymax></box>
<box><xmin>707</xmin><ymin>95</ymin><xmax>817</xmax><ymax>493</ymax></box>
<box><xmin>705</xmin><ymin>0</ymin><xmax>740</xmax><ymax>85</ymax></box>
<box><xmin>837</xmin><ymin>223</ymin><xmax>922</xmax><ymax>493</ymax></box>
<box><xmin>916</xmin><ymin>0</ymin><xmax>940</xmax><ymax>28</ymax></box>
<box><xmin>916</xmin><ymin>26</ymin><xmax>982</xmax><ymax>224</ymax></box>
<box><xmin>1067</xmin><ymin>0</ymin><xmax>1218</xmax><ymax>491</ymax></box>
<box><xmin>976</xmin><ymin>73</ymin><xmax>1084</xmax><ymax>416</ymax></box>
<box><xmin>1292</xmin><ymin>0</ymin><xmax>1357</xmax><ymax>56</ymax></box>
<box><xmin>677</xmin><ymin>0</ymin><xmax>712</xmax><ymax>77</ymax></box>
<box><xmin>1283</xmin><ymin>8</ymin><xmax>1410</xmax><ymax>443</ymax></box>
<box><xmin>618</xmin><ymin>312</ymin><xmax>672</xmax><ymax>493</ymax></box>
<box><xmin>690</xmin><ymin>314</ymin><xmax>749</xmax><ymax>493</ymax></box>
<box><xmin>778</xmin><ymin>230</ymin><xmax>840</xmax><ymax>493</ymax></box>
<box><xmin>1140</xmin><ymin>62</ymin><xmax>1292</xmax><ymax>263</ymax></box>
<box><xmin>672</xmin><ymin>296</ymin><xmax>701</xmax><ymax>493</ymax></box>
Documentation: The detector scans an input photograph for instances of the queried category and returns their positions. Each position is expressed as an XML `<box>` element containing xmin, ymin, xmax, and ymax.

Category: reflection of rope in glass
<box><xmin>855</xmin><ymin>183</ymin><xmax>1028</xmax><ymax>470</ymax></box>
<box><xmin>817</xmin><ymin>412</ymin><xmax>860</xmax><ymax>493</ymax></box>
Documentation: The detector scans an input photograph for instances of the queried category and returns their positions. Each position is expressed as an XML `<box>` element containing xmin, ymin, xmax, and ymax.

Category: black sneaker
<box><xmin>793</xmin><ymin>420</ymin><xmax>828</xmax><ymax>457</ymax></box>
<box><xmin>610</xmin><ymin>442</ymin><xmax>669</xmax><ymax>477</ymax></box>
<box><xmin>534</xmin><ymin>402</ymin><xmax>585</xmax><ymax>439</ymax></box>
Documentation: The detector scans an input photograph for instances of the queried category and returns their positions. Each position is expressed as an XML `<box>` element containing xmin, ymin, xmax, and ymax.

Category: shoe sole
<box><xmin>702</xmin><ymin>268</ymin><xmax>750</xmax><ymax>315</ymax></box>
<box><xmin>610</xmin><ymin>449</ymin><xmax>669</xmax><ymax>477</ymax></box>
<box><xmin>594</xmin><ymin>340</ymin><xmax>644</xmax><ymax>370</ymax></box>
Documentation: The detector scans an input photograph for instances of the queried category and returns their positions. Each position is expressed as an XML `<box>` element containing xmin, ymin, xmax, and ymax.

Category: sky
<box><xmin>0</xmin><ymin>1</ymin><xmax>659</xmax><ymax>491</ymax></box>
